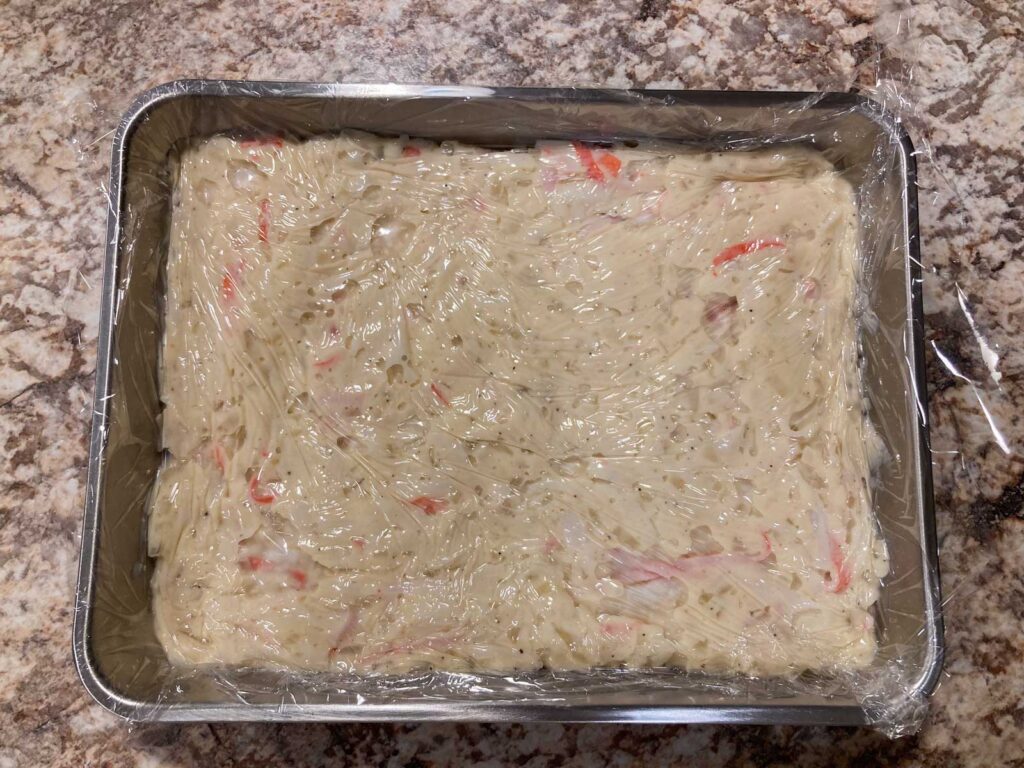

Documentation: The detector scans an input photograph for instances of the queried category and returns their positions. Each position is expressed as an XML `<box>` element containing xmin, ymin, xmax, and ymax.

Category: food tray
<box><xmin>73</xmin><ymin>81</ymin><xmax>942</xmax><ymax>724</ymax></box>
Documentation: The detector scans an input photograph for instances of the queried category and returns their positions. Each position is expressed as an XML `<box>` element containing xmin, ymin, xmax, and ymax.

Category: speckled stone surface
<box><xmin>1</xmin><ymin>0</ymin><xmax>1022</xmax><ymax>765</ymax></box>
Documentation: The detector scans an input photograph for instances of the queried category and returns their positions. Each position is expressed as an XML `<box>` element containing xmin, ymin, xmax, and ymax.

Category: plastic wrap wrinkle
<box><xmin>151</xmin><ymin>132</ymin><xmax>886</xmax><ymax>677</ymax></box>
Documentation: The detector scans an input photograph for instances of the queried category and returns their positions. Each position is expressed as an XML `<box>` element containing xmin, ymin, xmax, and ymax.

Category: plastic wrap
<box><xmin>74</xmin><ymin>83</ymin><xmax>947</xmax><ymax>737</ymax></box>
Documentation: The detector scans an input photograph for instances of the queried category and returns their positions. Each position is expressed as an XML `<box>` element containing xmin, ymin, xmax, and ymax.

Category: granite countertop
<box><xmin>2</xmin><ymin>0</ymin><xmax>1022</xmax><ymax>765</ymax></box>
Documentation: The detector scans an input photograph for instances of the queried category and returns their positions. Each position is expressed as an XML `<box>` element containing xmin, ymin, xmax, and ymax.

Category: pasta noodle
<box><xmin>149</xmin><ymin>133</ymin><xmax>887</xmax><ymax>675</ymax></box>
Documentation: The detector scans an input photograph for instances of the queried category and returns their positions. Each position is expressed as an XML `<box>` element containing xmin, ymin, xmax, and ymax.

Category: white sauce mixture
<box><xmin>151</xmin><ymin>133</ymin><xmax>888</xmax><ymax>675</ymax></box>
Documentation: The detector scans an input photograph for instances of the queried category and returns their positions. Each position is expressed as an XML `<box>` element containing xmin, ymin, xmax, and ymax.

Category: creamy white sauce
<box><xmin>150</xmin><ymin>133</ymin><xmax>887</xmax><ymax>675</ymax></box>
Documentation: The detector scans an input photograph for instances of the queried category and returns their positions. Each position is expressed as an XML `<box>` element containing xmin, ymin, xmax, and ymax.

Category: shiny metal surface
<box><xmin>73</xmin><ymin>80</ymin><xmax>942</xmax><ymax>723</ymax></box>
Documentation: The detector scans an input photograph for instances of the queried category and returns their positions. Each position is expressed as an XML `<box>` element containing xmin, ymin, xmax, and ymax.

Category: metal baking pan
<box><xmin>73</xmin><ymin>80</ymin><xmax>942</xmax><ymax>724</ymax></box>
